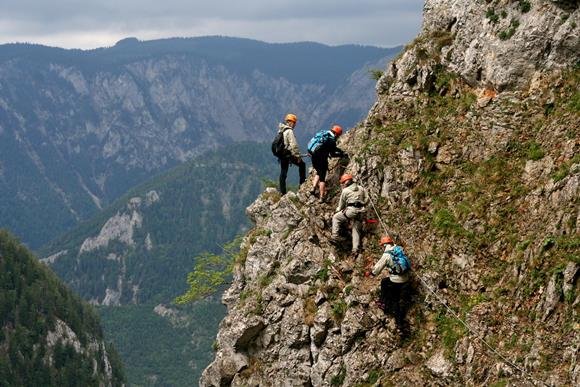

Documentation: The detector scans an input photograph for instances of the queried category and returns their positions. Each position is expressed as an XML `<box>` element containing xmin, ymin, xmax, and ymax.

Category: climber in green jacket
<box><xmin>330</xmin><ymin>173</ymin><xmax>368</xmax><ymax>257</ymax></box>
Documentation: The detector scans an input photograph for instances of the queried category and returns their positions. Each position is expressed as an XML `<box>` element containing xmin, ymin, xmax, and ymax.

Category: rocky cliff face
<box><xmin>201</xmin><ymin>1</ymin><xmax>579</xmax><ymax>385</ymax></box>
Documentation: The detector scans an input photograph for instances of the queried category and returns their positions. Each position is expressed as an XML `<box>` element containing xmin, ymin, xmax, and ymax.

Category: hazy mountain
<box><xmin>0</xmin><ymin>36</ymin><xmax>400</xmax><ymax>248</ymax></box>
<box><xmin>0</xmin><ymin>229</ymin><xmax>125</xmax><ymax>385</ymax></box>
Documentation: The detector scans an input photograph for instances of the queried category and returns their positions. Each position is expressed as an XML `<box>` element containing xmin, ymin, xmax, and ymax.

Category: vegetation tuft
<box><xmin>175</xmin><ymin>237</ymin><xmax>242</xmax><ymax>304</ymax></box>
<box><xmin>498</xmin><ymin>19</ymin><xmax>520</xmax><ymax>40</ymax></box>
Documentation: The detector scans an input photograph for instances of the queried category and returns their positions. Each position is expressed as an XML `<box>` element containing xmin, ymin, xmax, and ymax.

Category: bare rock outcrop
<box><xmin>201</xmin><ymin>1</ymin><xmax>579</xmax><ymax>385</ymax></box>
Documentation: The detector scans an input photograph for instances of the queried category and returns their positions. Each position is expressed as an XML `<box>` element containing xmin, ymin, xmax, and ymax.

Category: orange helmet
<box><xmin>285</xmin><ymin>113</ymin><xmax>297</xmax><ymax>124</ymax></box>
<box><xmin>331</xmin><ymin>125</ymin><xmax>343</xmax><ymax>136</ymax></box>
<box><xmin>339</xmin><ymin>174</ymin><xmax>353</xmax><ymax>184</ymax></box>
<box><xmin>380</xmin><ymin>235</ymin><xmax>394</xmax><ymax>245</ymax></box>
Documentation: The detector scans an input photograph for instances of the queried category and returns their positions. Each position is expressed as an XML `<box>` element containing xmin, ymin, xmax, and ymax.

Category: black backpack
<box><xmin>271</xmin><ymin>129</ymin><xmax>290</xmax><ymax>158</ymax></box>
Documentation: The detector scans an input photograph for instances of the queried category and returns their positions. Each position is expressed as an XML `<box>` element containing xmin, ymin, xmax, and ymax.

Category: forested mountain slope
<box><xmin>40</xmin><ymin>142</ymin><xmax>277</xmax><ymax>305</ymax></box>
<box><xmin>201</xmin><ymin>1</ymin><xmax>579</xmax><ymax>385</ymax></box>
<box><xmin>0</xmin><ymin>230</ymin><xmax>125</xmax><ymax>385</ymax></box>
<box><xmin>0</xmin><ymin>36</ymin><xmax>399</xmax><ymax>248</ymax></box>
<box><xmin>39</xmin><ymin>142</ymin><xmax>279</xmax><ymax>385</ymax></box>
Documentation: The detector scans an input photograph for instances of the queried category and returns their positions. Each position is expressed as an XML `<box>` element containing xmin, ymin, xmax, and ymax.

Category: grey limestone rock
<box><xmin>200</xmin><ymin>1</ymin><xmax>579</xmax><ymax>385</ymax></box>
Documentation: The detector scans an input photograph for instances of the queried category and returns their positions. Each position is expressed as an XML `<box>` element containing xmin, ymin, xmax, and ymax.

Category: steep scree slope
<box><xmin>202</xmin><ymin>1</ymin><xmax>578</xmax><ymax>385</ymax></box>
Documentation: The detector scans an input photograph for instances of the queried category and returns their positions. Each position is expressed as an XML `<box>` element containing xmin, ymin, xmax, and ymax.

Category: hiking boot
<box><xmin>308</xmin><ymin>234</ymin><xmax>320</xmax><ymax>244</ymax></box>
<box><xmin>340</xmin><ymin>263</ymin><xmax>353</xmax><ymax>275</ymax></box>
<box><xmin>329</xmin><ymin>236</ymin><xmax>341</xmax><ymax>246</ymax></box>
<box><xmin>374</xmin><ymin>299</ymin><xmax>386</xmax><ymax>311</ymax></box>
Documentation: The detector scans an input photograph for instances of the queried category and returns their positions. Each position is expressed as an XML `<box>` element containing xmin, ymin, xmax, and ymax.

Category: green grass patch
<box><xmin>248</xmin><ymin>228</ymin><xmax>272</xmax><ymax>244</ymax></box>
<box><xmin>344</xmin><ymin>285</ymin><xmax>353</xmax><ymax>296</ymax></box>
<box><xmin>281</xmin><ymin>225</ymin><xmax>296</xmax><ymax>240</ymax></box>
<box><xmin>369</xmin><ymin>69</ymin><xmax>384</xmax><ymax>81</ymax></box>
<box><xmin>262</xmin><ymin>189</ymin><xmax>281</xmax><ymax>203</ymax></box>
<box><xmin>331</xmin><ymin>299</ymin><xmax>348</xmax><ymax>322</ymax></box>
<box><xmin>518</xmin><ymin>0</ymin><xmax>531</xmax><ymax>13</ymax></box>
<box><xmin>258</xmin><ymin>273</ymin><xmax>275</xmax><ymax>288</ymax></box>
<box><xmin>330</xmin><ymin>364</ymin><xmax>346</xmax><ymax>386</ymax></box>
<box><xmin>570</xmin><ymin>91</ymin><xmax>580</xmax><ymax>112</ymax></box>
<box><xmin>367</xmin><ymin>369</ymin><xmax>382</xmax><ymax>384</ymax></box>
<box><xmin>315</xmin><ymin>267</ymin><xmax>330</xmax><ymax>282</ymax></box>
<box><xmin>432</xmin><ymin>208</ymin><xmax>473</xmax><ymax>240</ymax></box>
<box><xmin>551</xmin><ymin>154</ymin><xmax>580</xmax><ymax>182</ymax></box>
<box><xmin>526</xmin><ymin>141</ymin><xmax>545</xmax><ymax>161</ymax></box>
<box><xmin>498</xmin><ymin>19</ymin><xmax>520</xmax><ymax>40</ymax></box>
<box><xmin>436</xmin><ymin>310</ymin><xmax>466</xmax><ymax>355</ymax></box>
<box><xmin>490</xmin><ymin>379</ymin><xmax>509</xmax><ymax>387</ymax></box>
<box><xmin>486</xmin><ymin>8</ymin><xmax>500</xmax><ymax>24</ymax></box>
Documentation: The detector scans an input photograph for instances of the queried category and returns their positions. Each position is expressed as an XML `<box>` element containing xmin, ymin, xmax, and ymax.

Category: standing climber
<box><xmin>370</xmin><ymin>235</ymin><xmax>412</xmax><ymax>335</ymax></box>
<box><xmin>330</xmin><ymin>173</ymin><xmax>368</xmax><ymax>257</ymax></box>
<box><xmin>276</xmin><ymin>113</ymin><xmax>306</xmax><ymax>195</ymax></box>
<box><xmin>307</xmin><ymin>125</ymin><xmax>346</xmax><ymax>202</ymax></box>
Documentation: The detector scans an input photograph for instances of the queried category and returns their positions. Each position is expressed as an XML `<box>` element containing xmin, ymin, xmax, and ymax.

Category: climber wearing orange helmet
<box><xmin>307</xmin><ymin>124</ymin><xmax>346</xmax><ymax>202</ymax></box>
<box><xmin>330</xmin><ymin>173</ymin><xmax>368</xmax><ymax>256</ymax></box>
<box><xmin>370</xmin><ymin>235</ymin><xmax>412</xmax><ymax>335</ymax></box>
<box><xmin>277</xmin><ymin>113</ymin><xmax>306</xmax><ymax>195</ymax></box>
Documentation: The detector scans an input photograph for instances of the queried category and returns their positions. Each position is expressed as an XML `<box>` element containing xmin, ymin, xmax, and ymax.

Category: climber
<box><xmin>307</xmin><ymin>124</ymin><xmax>346</xmax><ymax>202</ymax></box>
<box><xmin>330</xmin><ymin>173</ymin><xmax>368</xmax><ymax>257</ymax></box>
<box><xmin>370</xmin><ymin>235</ymin><xmax>412</xmax><ymax>336</ymax></box>
<box><xmin>276</xmin><ymin>113</ymin><xmax>306</xmax><ymax>195</ymax></box>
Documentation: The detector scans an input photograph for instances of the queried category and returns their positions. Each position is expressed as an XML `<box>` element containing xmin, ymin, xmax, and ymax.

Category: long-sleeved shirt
<box><xmin>336</xmin><ymin>183</ymin><xmax>368</xmax><ymax>212</ymax></box>
<box><xmin>278</xmin><ymin>123</ymin><xmax>300</xmax><ymax>158</ymax></box>
<box><xmin>372</xmin><ymin>244</ymin><xmax>410</xmax><ymax>283</ymax></box>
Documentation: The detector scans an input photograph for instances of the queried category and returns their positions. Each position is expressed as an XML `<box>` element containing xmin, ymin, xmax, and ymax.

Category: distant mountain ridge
<box><xmin>1</xmin><ymin>36</ymin><xmax>389</xmax><ymax>87</ymax></box>
<box><xmin>0</xmin><ymin>36</ymin><xmax>400</xmax><ymax>248</ymax></box>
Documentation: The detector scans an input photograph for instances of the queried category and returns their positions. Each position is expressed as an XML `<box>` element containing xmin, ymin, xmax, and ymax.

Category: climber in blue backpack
<box><xmin>370</xmin><ymin>235</ymin><xmax>412</xmax><ymax>335</ymax></box>
<box><xmin>307</xmin><ymin>125</ymin><xmax>346</xmax><ymax>202</ymax></box>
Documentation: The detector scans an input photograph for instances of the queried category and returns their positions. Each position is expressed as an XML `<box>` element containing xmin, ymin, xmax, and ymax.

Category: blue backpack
<box><xmin>390</xmin><ymin>246</ymin><xmax>411</xmax><ymax>274</ymax></box>
<box><xmin>307</xmin><ymin>130</ymin><xmax>333</xmax><ymax>154</ymax></box>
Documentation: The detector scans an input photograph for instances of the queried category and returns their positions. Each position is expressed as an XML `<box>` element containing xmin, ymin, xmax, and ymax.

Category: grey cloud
<box><xmin>3</xmin><ymin>0</ymin><xmax>422</xmax><ymax>19</ymax></box>
<box><xmin>0</xmin><ymin>0</ymin><xmax>423</xmax><ymax>48</ymax></box>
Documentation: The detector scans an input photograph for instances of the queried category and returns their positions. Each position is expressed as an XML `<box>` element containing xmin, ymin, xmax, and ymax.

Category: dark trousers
<box><xmin>311</xmin><ymin>152</ymin><xmax>329</xmax><ymax>182</ymax></box>
<box><xmin>380</xmin><ymin>278</ymin><xmax>410</xmax><ymax>335</ymax></box>
<box><xmin>279</xmin><ymin>157</ymin><xmax>306</xmax><ymax>194</ymax></box>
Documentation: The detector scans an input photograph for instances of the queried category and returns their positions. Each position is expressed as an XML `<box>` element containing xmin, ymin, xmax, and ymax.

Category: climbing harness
<box><xmin>365</xmin><ymin>190</ymin><xmax>549</xmax><ymax>387</ymax></box>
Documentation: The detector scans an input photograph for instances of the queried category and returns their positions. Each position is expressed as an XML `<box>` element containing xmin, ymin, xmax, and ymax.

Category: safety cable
<box><xmin>366</xmin><ymin>189</ymin><xmax>390</xmax><ymax>234</ymax></box>
<box><xmin>365</xmin><ymin>190</ymin><xmax>549</xmax><ymax>386</ymax></box>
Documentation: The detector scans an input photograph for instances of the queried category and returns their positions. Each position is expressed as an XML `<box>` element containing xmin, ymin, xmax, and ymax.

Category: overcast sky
<box><xmin>0</xmin><ymin>0</ymin><xmax>424</xmax><ymax>49</ymax></box>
